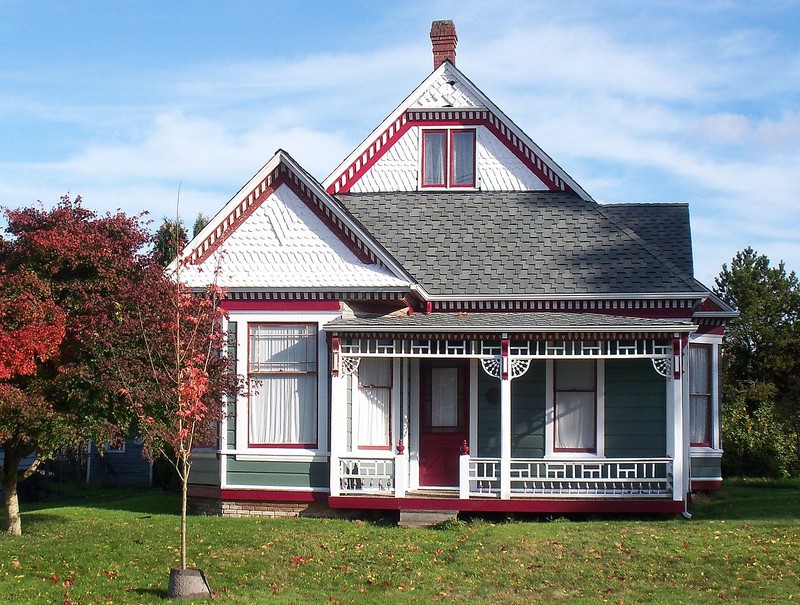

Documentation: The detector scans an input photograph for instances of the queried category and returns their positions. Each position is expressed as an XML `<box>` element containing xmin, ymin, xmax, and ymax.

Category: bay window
<box><xmin>248</xmin><ymin>323</ymin><xmax>317</xmax><ymax>447</ymax></box>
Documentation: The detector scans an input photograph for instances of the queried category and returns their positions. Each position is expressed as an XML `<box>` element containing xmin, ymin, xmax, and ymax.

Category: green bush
<box><xmin>722</xmin><ymin>381</ymin><xmax>799</xmax><ymax>478</ymax></box>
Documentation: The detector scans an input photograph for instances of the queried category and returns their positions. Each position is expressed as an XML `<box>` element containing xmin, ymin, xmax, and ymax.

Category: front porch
<box><xmin>326</xmin><ymin>312</ymin><xmax>695</xmax><ymax>512</ymax></box>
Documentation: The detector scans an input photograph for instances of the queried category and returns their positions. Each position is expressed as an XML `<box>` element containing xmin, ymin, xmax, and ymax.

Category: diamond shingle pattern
<box><xmin>339</xmin><ymin>192</ymin><xmax>705</xmax><ymax>296</ymax></box>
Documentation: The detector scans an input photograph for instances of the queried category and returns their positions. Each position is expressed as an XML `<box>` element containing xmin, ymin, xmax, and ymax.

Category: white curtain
<box><xmin>554</xmin><ymin>360</ymin><xmax>596</xmax><ymax>450</ymax></box>
<box><xmin>451</xmin><ymin>130</ymin><xmax>475</xmax><ymax>185</ymax></box>
<box><xmin>249</xmin><ymin>374</ymin><xmax>317</xmax><ymax>445</ymax></box>
<box><xmin>357</xmin><ymin>359</ymin><xmax>391</xmax><ymax>447</ymax></box>
<box><xmin>555</xmin><ymin>391</ymin><xmax>595</xmax><ymax>450</ymax></box>
<box><xmin>249</xmin><ymin>324</ymin><xmax>315</xmax><ymax>372</ymax></box>
<box><xmin>431</xmin><ymin>367</ymin><xmax>458</xmax><ymax>427</ymax></box>
<box><xmin>689</xmin><ymin>346</ymin><xmax>711</xmax><ymax>444</ymax></box>
<box><xmin>248</xmin><ymin>324</ymin><xmax>317</xmax><ymax>445</ymax></box>
<box><xmin>424</xmin><ymin>131</ymin><xmax>445</xmax><ymax>185</ymax></box>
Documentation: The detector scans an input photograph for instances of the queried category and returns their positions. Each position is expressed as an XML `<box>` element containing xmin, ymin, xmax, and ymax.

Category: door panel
<box><xmin>419</xmin><ymin>359</ymin><xmax>469</xmax><ymax>487</ymax></box>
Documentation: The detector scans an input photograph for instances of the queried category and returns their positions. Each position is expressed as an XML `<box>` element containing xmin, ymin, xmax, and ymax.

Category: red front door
<box><xmin>419</xmin><ymin>359</ymin><xmax>469</xmax><ymax>487</ymax></box>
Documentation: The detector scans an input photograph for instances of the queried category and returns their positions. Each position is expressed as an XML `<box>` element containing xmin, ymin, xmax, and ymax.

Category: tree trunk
<box><xmin>2</xmin><ymin>449</ymin><xmax>22</xmax><ymax>536</ymax></box>
<box><xmin>180</xmin><ymin>459</ymin><xmax>190</xmax><ymax>570</ymax></box>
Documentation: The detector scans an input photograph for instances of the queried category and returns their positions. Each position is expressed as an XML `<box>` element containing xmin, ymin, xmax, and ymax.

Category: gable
<box><xmin>324</xmin><ymin>62</ymin><xmax>591</xmax><ymax>199</ymax></box>
<box><xmin>180</xmin><ymin>151</ymin><xmax>410</xmax><ymax>291</ymax></box>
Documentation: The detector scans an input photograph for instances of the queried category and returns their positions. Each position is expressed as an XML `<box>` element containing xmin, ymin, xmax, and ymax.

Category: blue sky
<box><xmin>1</xmin><ymin>0</ymin><xmax>798</xmax><ymax>287</ymax></box>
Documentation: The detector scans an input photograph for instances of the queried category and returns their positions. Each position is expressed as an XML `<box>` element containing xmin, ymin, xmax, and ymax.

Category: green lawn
<box><xmin>1</xmin><ymin>481</ymin><xmax>798</xmax><ymax>604</ymax></box>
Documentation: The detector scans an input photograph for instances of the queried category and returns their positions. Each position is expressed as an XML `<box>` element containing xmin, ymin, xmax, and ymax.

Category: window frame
<box><xmin>247</xmin><ymin>322</ymin><xmax>319</xmax><ymax>449</ymax></box>
<box><xmin>689</xmin><ymin>343</ymin><xmax>713</xmax><ymax>448</ymax></box>
<box><xmin>420</xmin><ymin>127</ymin><xmax>477</xmax><ymax>189</ymax></box>
<box><xmin>355</xmin><ymin>358</ymin><xmax>393</xmax><ymax>451</ymax></box>
<box><xmin>552</xmin><ymin>360</ymin><xmax>598</xmax><ymax>453</ymax></box>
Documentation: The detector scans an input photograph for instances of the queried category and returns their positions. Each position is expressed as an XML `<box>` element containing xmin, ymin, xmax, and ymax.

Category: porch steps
<box><xmin>398</xmin><ymin>509</ymin><xmax>458</xmax><ymax>528</ymax></box>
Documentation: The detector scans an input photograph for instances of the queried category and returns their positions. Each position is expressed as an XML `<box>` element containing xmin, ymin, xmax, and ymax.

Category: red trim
<box><xmin>696</xmin><ymin>324</ymin><xmax>724</xmax><ymax>335</ymax></box>
<box><xmin>449</xmin><ymin>129</ymin><xmax>476</xmax><ymax>188</ymax></box>
<box><xmin>328</xmin><ymin>496</ymin><xmax>684</xmax><ymax>514</ymax></box>
<box><xmin>221</xmin><ymin>300</ymin><xmax>340</xmax><ymax>312</ymax></box>
<box><xmin>224</xmin><ymin>489</ymin><xmax>327</xmax><ymax>503</ymax></box>
<box><xmin>247</xmin><ymin>322</ymin><xmax>319</xmax><ymax>449</ymax></box>
<box><xmin>421</xmin><ymin>129</ymin><xmax>447</xmax><ymax>187</ymax></box>
<box><xmin>691</xmin><ymin>480</ymin><xmax>722</xmax><ymax>491</ymax></box>
<box><xmin>327</xmin><ymin>111</ymin><xmax>571</xmax><ymax>195</ymax></box>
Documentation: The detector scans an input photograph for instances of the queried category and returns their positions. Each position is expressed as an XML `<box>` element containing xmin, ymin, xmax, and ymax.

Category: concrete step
<box><xmin>398</xmin><ymin>509</ymin><xmax>458</xmax><ymax>528</ymax></box>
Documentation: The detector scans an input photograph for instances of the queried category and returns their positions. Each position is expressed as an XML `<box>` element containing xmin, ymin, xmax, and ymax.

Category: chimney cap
<box><xmin>430</xmin><ymin>20</ymin><xmax>458</xmax><ymax>68</ymax></box>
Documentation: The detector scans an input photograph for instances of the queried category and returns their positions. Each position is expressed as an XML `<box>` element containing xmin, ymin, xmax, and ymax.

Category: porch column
<box><xmin>668</xmin><ymin>335</ymin><xmax>687</xmax><ymax>503</ymax></box>
<box><xmin>329</xmin><ymin>358</ymin><xmax>347</xmax><ymax>498</ymax></box>
<box><xmin>500</xmin><ymin>338</ymin><xmax>512</xmax><ymax>500</ymax></box>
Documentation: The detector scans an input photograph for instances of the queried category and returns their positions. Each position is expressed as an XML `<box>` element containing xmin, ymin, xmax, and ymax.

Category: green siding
<box><xmin>189</xmin><ymin>456</ymin><xmax>220</xmax><ymax>486</ymax></box>
<box><xmin>226</xmin><ymin>321</ymin><xmax>237</xmax><ymax>449</ymax></box>
<box><xmin>604</xmin><ymin>359</ymin><xmax>667</xmax><ymax>457</ymax></box>
<box><xmin>477</xmin><ymin>367</ymin><xmax>500</xmax><ymax>457</ymax></box>
<box><xmin>226</xmin><ymin>459</ymin><xmax>329</xmax><ymax>489</ymax></box>
<box><xmin>691</xmin><ymin>455</ymin><xmax>722</xmax><ymax>478</ymax></box>
<box><xmin>477</xmin><ymin>361</ymin><xmax>546</xmax><ymax>458</ymax></box>
<box><xmin>511</xmin><ymin>361</ymin><xmax>546</xmax><ymax>458</ymax></box>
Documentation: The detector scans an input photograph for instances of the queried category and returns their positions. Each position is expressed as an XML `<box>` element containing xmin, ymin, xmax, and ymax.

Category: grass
<box><xmin>0</xmin><ymin>480</ymin><xmax>797</xmax><ymax>604</ymax></box>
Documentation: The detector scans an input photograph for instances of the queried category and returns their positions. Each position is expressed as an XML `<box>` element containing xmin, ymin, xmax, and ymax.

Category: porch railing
<box><xmin>465</xmin><ymin>457</ymin><xmax>673</xmax><ymax>498</ymax></box>
<box><xmin>339</xmin><ymin>456</ymin><xmax>394</xmax><ymax>495</ymax></box>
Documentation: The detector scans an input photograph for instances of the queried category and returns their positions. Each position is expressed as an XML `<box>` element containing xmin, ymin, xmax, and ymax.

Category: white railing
<box><xmin>339</xmin><ymin>457</ymin><xmax>394</xmax><ymax>495</ymax></box>
<box><xmin>464</xmin><ymin>457</ymin><xmax>672</xmax><ymax>498</ymax></box>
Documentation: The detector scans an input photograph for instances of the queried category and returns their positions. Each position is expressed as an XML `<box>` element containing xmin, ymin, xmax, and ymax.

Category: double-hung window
<box><xmin>422</xmin><ymin>129</ymin><xmax>476</xmax><ymax>188</ymax></box>
<box><xmin>356</xmin><ymin>358</ymin><xmax>392</xmax><ymax>449</ymax></box>
<box><xmin>553</xmin><ymin>360</ymin><xmax>597</xmax><ymax>452</ymax></box>
<box><xmin>248</xmin><ymin>323</ymin><xmax>317</xmax><ymax>447</ymax></box>
<box><xmin>689</xmin><ymin>344</ymin><xmax>713</xmax><ymax>447</ymax></box>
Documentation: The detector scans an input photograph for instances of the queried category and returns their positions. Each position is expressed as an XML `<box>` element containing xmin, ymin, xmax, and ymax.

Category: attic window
<box><xmin>422</xmin><ymin>129</ymin><xmax>476</xmax><ymax>188</ymax></box>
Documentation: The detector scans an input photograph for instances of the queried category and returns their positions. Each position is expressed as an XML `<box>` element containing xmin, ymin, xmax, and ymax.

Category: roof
<box><xmin>325</xmin><ymin>311</ymin><xmax>697</xmax><ymax>334</ymax></box>
<box><xmin>339</xmin><ymin>191</ymin><xmax>707</xmax><ymax>298</ymax></box>
<box><xmin>600</xmin><ymin>203</ymin><xmax>693</xmax><ymax>276</ymax></box>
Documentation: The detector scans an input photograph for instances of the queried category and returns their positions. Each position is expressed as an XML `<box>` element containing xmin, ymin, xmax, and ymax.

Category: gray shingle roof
<box><xmin>325</xmin><ymin>311</ymin><xmax>696</xmax><ymax>334</ymax></box>
<box><xmin>600</xmin><ymin>203</ymin><xmax>693</xmax><ymax>276</ymax></box>
<box><xmin>338</xmin><ymin>192</ymin><xmax>706</xmax><ymax>297</ymax></box>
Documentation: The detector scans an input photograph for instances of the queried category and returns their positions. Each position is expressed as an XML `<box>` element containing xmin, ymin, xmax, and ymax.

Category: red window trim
<box><xmin>449</xmin><ymin>129</ymin><xmax>476</xmax><ymax>188</ymax></box>
<box><xmin>689</xmin><ymin>343</ymin><xmax>713</xmax><ymax>448</ymax></box>
<box><xmin>356</xmin><ymin>358</ymin><xmax>393</xmax><ymax>450</ymax></box>
<box><xmin>553</xmin><ymin>360</ymin><xmax>598</xmax><ymax>453</ymax></box>
<box><xmin>420</xmin><ymin>127</ymin><xmax>477</xmax><ymax>189</ymax></box>
<box><xmin>421</xmin><ymin>129</ymin><xmax>447</xmax><ymax>188</ymax></box>
<box><xmin>247</xmin><ymin>322</ymin><xmax>319</xmax><ymax>449</ymax></box>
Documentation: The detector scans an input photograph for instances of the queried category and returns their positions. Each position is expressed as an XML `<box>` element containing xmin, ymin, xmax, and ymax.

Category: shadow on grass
<box><xmin>691</xmin><ymin>481</ymin><xmax>800</xmax><ymax>521</ymax></box>
<box><xmin>22</xmin><ymin>487</ymin><xmax>179</xmax><ymax>517</ymax></box>
<box><xmin>126</xmin><ymin>587</ymin><xmax>168</xmax><ymax>599</ymax></box>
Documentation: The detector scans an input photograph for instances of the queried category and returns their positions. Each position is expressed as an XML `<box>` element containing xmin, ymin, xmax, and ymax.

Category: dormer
<box><xmin>324</xmin><ymin>21</ymin><xmax>592</xmax><ymax>200</ymax></box>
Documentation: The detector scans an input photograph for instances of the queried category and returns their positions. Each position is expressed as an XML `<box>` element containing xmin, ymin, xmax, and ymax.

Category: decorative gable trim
<box><xmin>324</xmin><ymin>61</ymin><xmax>591</xmax><ymax>199</ymax></box>
<box><xmin>184</xmin><ymin>151</ymin><xmax>412</xmax><ymax>286</ymax></box>
<box><xmin>327</xmin><ymin>110</ymin><xmax>572</xmax><ymax>195</ymax></box>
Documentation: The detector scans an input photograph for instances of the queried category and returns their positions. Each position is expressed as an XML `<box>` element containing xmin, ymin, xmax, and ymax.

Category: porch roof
<box><xmin>324</xmin><ymin>311</ymin><xmax>696</xmax><ymax>335</ymax></box>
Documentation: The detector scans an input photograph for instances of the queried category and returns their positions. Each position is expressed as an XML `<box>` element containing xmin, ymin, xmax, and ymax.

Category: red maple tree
<box><xmin>0</xmin><ymin>196</ymin><xmax>153</xmax><ymax>535</ymax></box>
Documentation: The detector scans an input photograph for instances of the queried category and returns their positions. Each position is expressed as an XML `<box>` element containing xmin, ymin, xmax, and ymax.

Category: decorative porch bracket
<box><xmin>480</xmin><ymin>357</ymin><xmax>532</xmax><ymax>380</ymax></box>
<box><xmin>651</xmin><ymin>357</ymin><xmax>672</xmax><ymax>379</ymax></box>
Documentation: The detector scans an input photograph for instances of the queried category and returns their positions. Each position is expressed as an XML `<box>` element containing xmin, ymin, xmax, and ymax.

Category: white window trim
<box><xmin>688</xmin><ymin>334</ymin><xmax>723</xmax><ymax>452</ymax></box>
<box><xmin>231</xmin><ymin>311</ymin><xmax>339</xmax><ymax>457</ymax></box>
<box><xmin>544</xmin><ymin>359</ymin><xmax>605</xmax><ymax>458</ymax></box>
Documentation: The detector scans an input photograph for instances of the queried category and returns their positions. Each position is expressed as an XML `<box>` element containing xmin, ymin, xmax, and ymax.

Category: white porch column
<box><xmin>395</xmin><ymin>452</ymin><xmax>407</xmax><ymax>498</ymax></box>
<box><xmin>459</xmin><ymin>453</ymin><xmax>470</xmax><ymax>499</ymax></box>
<box><xmin>500</xmin><ymin>338</ymin><xmax>512</xmax><ymax>500</ymax></box>
<box><xmin>668</xmin><ymin>336</ymin><xmax>687</xmax><ymax>503</ymax></box>
<box><xmin>329</xmin><ymin>369</ymin><xmax>347</xmax><ymax>498</ymax></box>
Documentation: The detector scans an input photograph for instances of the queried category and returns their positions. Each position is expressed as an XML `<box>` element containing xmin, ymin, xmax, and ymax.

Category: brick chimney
<box><xmin>430</xmin><ymin>20</ymin><xmax>458</xmax><ymax>68</ymax></box>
